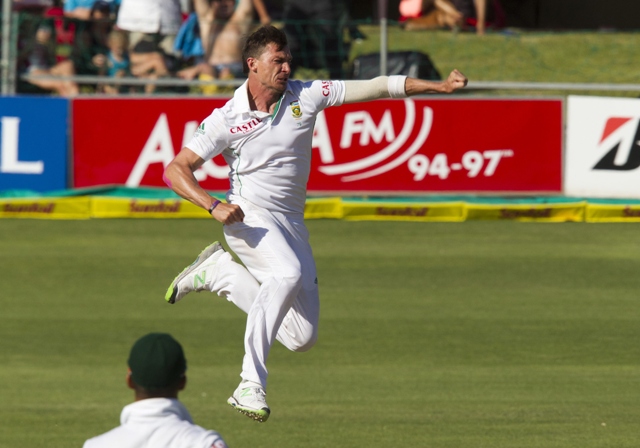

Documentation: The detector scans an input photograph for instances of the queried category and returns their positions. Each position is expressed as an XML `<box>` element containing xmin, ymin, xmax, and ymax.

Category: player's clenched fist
<box><xmin>404</xmin><ymin>70</ymin><xmax>468</xmax><ymax>96</ymax></box>
<box><xmin>444</xmin><ymin>69</ymin><xmax>468</xmax><ymax>93</ymax></box>
<box><xmin>212</xmin><ymin>202</ymin><xmax>244</xmax><ymax>225</ymax></box>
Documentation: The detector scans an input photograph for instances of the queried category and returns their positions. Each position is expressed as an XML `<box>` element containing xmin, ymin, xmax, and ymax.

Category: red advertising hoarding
<box><xmin>73</xmin><ymin>97</ymin><xmax>562</xmax><ymax>193</ymax></box>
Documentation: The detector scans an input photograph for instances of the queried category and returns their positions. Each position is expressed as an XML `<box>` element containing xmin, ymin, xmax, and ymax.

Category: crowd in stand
<box><xmin>17</xmin><ymin>0</ymin><xmax>361</xmax><ymax>95</ymax></box>
<box><xmin>18</xmin><ymin>0</ymin><xmax>274</xmax><ymax>95</ymax></box>
<box><xmin>18</xmin><ymin>0</ymin><xmax>271</xmax><ymax>96</ymax></box>
<box><xmin>15</xmin><ymin>0</ymin><xmax>495</xmax><ymax>96</ymax></box>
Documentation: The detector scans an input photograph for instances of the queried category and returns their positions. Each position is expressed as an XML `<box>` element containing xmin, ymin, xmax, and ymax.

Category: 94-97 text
<box><xmin>408</xmin><ymin>150</ymin><xmax>514</xmax><ymax>181</ymax></box>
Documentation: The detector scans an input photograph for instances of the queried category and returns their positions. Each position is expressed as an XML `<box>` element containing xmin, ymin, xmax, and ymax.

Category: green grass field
<box><xmin>352</xmin><ymin>25</ymin><xmax>640</xmax><ymax>84</ymax></box>
<box><xmin>344</xmin><ymin>25</ymin><xmax>640</xmax><ymax>98</ymax></box>
<box><xmin>1</xmin><ymin>219</ymin><xmax>640</xmax><ymax>447</ymax></box>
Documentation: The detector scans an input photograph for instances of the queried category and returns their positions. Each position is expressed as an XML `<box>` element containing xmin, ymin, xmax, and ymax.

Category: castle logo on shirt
<box><xmin>321</xmin><ymin>81</ymin><xmax>332</xmax><ymax>97</ymax></box>
<box><xmin>290</xmin><ymin>100</ymin><xmax>302</xmax><ymax>119</ymax></box>
<box><xmin>229</xmin><ymin>118</ymin><xmax>261</xmax><ymax>134</ymax></box>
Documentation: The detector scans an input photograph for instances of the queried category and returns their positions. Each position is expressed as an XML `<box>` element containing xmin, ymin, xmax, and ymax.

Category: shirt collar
<box><xmin>120</xmin><ymin>398</ymin><xmax>192</xmax><ymax>425</ymax></box>
<box><xmin>234</xmin><ymin>80</ymin><xmax>293</xmax><ymax>119</ymax></box>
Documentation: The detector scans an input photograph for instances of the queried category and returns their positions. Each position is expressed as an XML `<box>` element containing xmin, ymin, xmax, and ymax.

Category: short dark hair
<box><xmin>242</xmin><ymin>25</ymin><xmax>288</xmax><ymax>73</ymax></box>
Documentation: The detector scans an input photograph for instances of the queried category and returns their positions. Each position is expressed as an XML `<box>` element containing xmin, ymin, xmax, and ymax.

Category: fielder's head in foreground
<box><xmin>162</xmin><ymin>24</ymin><xmax>467</xmax><ymax>423</ymax></box>
<box><xmin>83</xmin><ymin>333</ymin><xmax>228</xmax><ymax>448</ymax></box>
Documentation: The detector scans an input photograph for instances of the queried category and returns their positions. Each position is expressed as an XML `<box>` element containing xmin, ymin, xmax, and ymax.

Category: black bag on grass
<box><xmin>349</xmin><ymin>51</ymin><xmax>442</xmax><ymax>80</ymax></box>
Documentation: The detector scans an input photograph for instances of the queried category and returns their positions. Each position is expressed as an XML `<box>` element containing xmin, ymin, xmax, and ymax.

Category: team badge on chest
<box><xmin>290</xmin><ymin>100</ymin><xmax>302</xmax><ymax>119</ymax></box>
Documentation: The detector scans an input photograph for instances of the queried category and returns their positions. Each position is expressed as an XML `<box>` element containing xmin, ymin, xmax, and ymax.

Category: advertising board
<box><xmin>72</xmin><ymin>98</ymin><xmax>228</xmax><ymax>189</ymax></box>
<box><xmin>72</xmin><ymin>97</ymin><xmax>562</xmax><ymax>194</ymax></box>
<box><xmin>0</xmin><ymin>97</ymin><xmax>69</xmax><ymax>192</ymax></box>
<box><xmin>566</xmin><ymin>96</ymin><xmax>640</xmax><ymax>198</ymax></box>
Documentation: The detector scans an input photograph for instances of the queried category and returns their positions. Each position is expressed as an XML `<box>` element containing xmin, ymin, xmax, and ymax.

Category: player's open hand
<box><xmin>443</xmin><ymin>69</ymin><xmax>468</xmax><ymax>93</ymax></box>
<box><xmin>212</xmin><ymin>202</ymin><xmax>245</xmax><ymax>225</ymax></box>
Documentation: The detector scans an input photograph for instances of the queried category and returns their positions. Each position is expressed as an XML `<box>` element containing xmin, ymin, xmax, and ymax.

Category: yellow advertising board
<box><xmin>341</xmin><ymin>202</ymin><xmax>466</xmax><ymax>222</ymax></box>
<box><xmin>586</xmin><ymin>204</ymin><xmax>640</xmax><ymax>223</ymax></box>
<box><xmin>91</xmin><ymin>198</ymin><xmax>206</xmax><ymax>218</ymax></box>
<box><xmin>465</xmin><ymin>202</ymin><xmax>586</xmax><ymax>222</ymax></box>
<box><xmin>2</xmin><ymin>195</ymin><xmax>640</xmax><ymax>223</ymax></box>
<box><xmin>304</xmin><ymin>198</ymin><xmax>343</xmax><ymax>219</ymax></box>
<box><xmin>0</xmin><ymin>197</ymin><xmax>91</xmax><ymax>219</ymax></box>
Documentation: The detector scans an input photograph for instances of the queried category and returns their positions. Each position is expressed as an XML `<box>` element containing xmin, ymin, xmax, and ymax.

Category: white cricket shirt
<box><xmin>186</xmin><ymin>79</ymin><xmax>346</xmax><ymax>216</ymax></box>
<box><xmin>83</xmin><ymin>398</ymin><xmax>228</xmax><ymax>448</ymax></box>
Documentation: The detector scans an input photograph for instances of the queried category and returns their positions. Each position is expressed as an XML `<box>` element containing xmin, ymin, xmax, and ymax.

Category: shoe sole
<box><xmin>227</xmin><ymin>396</ymin><xmax>270</xmax><ymax>423</ymax></box>
<box><xmin>165</xmin><ymin>241</ymin><xmax>223</xmax><ymax>304</ymax></box>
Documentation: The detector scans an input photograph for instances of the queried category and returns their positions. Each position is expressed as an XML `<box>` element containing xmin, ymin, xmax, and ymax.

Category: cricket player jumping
<box><xmin>163</xmin><ymin>25</ymin><xmax>467</xmax><ymax>422</ymax></box>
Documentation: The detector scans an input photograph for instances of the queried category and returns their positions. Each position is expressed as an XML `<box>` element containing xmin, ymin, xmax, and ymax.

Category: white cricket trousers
<box><xmin>203</xmin><ymin>196</ymin><xmax>319</xmax><ymax>388</ymax></box>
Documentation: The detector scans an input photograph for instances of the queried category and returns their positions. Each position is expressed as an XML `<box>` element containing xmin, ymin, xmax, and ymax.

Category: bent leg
<box><xmin>276</xmin><ymin>282</ymin><xmax>319</xmax><ymax>352</ymax></box>
<box><xmin>224</xmin><ymin>202</ymin><xmax>318</xmax><ymax>387</ymax></box>
<box><xmin>196</xmin><ymin>239</ymin><xmax>318</xmax><ymax>345</ymax></box>
<box><xmin>208</xmin><ymin>251</ymin><xmax>260</xmax><ymax>313</ymax></box>
<box><xmin>275</xmin><ymin>219</ymin><xmax>319</xmax><ymax>352</ymax></box>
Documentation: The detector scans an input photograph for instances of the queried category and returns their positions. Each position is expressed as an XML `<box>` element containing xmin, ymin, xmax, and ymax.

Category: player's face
<box><xmin>252</xmin><ymin>43</ymin><xmax>292</xmax><ymax>94</ymax></box>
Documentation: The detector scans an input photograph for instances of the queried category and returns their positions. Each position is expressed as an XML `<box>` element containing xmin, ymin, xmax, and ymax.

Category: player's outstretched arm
<box><xmin>342</xmin><ymin>70</ymin><xmax>467</xmax><ymax>104</ymax></box>
<box><xmin>405</xmin><ymin>69</ymin><xmax>468</xmax><ymax>95</ymax></box>
<box><xmin>164</xmin><ymin>147</ymin><xmax>244</xmax><ymax>225</ymax></box>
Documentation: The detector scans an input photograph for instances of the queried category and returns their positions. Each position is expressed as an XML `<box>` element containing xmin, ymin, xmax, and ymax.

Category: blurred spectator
<box><xmin>173</xmin><ymin>11</ymin><xmax>203</xmax><ymax>65</ymax></box>
<box><xmin>43</xmin><ymin>5</ymin><xmax>78</xmax><ymax>63</ymax></box>
<box><xmin>251</xmin><ymin>0</ymin><xmax>271</xmax><ymax>25</ymax></box>
<box><xmin>399</xmin><ymin>0</ymin><xmax>463</xmax><ymax>31</ymax></box>
<box><xmin>116</xmin><ymin>0</ymin><xmax>184</xmax><ymax>93</ymax></box>
<box><xmin>282</xmin><ymin>0</ymin><xmax>352</xmax><ymax>79</ymax></box>
<box><xmin>21</xmin><ymin>1</ymin><xmax>120</xmax><ymax>95</ymax></box>
<box><xmin>23</xmin><ymin>22</ymin><xmax>80</xmax><ymax>96</ymax></box>
<box><xmin>63</xmin><ymin>0</ymin><xmax>119</xmax><ymax>21</ymax></box>
<box><xmin>452</xmin><ymin>0</ymin><xmax>506</xmax><ymax>35</ymax></box>
<box><xmin>12</xmin><ymin>0</ymin><xmax>55</xmax><ymax>13</ymax></box>
<box><xmin>176</xmin><ymin>0</ymin><xmax>266</xmax><ymax>92</ymax></box>
<box><xmin>93</xmin><ymin>29</ymin><xmax>132</xmax><ymax>93</ymax></box>
<box><xmin>69</xmin><ymin>0</ymin><xmax>113</xmax><ymax>89</ymax></box>
<box><xmin>454</xmin><ymin>0</ymin><xmax>484</xmax><ymax>33</ymax></box>
<box><xmin>400</xmin><ymin>0</ymin><xmax>505</xmax><ymax>34</ymax></box>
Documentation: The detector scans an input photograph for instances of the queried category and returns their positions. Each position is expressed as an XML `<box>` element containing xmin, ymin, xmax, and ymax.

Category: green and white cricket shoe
<box><xmin>164</xmin><ymin>241</ymin><xmax>225</xmax><ymax>304</ymax></box>
<box><xmin>227</xmin><ymin>381</ymin><xmax>271</xmax><ymax>422</ymax></box>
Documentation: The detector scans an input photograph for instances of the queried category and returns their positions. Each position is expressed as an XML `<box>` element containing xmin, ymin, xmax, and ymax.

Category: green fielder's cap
<box><xmin>128</xmin><ymin>333</ymin><xmax>187</xmax><ymax>389</ymax></box>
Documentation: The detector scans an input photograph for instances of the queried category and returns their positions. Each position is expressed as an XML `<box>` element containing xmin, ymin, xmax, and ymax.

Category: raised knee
<box><xmin>289</xmin><ymin>331</ymin><xmax>317</xmax><ymax>353</ymax></box>
<box><xmin>279</xmin><ymin>270</ymin><xmax>303</xmax><ymax>293</ymax></box>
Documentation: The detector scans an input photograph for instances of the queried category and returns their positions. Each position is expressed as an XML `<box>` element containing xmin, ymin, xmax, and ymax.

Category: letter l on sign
<box><xmin>0</xmin><ymin>116</ymin><xmax>44</xmax><ymax>174</ymax></box>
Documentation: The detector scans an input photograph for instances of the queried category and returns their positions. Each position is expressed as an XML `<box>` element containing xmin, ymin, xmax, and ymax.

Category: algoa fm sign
<box><xmin>566</xmin><ymin>96</ymin><xmax>640</xmax><ymax>198</ymax></box>
<box><xmin>72</xmin><ymin>98</ymin><xmax>561</xmax><ymax>192</ymax></box>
